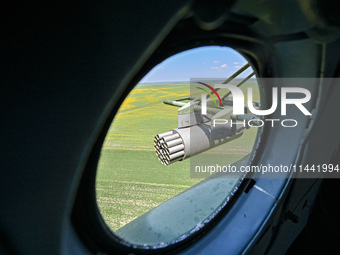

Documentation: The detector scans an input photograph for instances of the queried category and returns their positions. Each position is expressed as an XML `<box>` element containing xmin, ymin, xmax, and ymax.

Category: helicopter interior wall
<box><xmin>1</xmin><ymin>0</ymin><xmax>340</xmax><ymax>254</ymax></box>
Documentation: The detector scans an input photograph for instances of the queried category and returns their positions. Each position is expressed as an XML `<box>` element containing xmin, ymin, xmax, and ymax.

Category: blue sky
<box><xmin>140</xmin><ymin>46</ymin><xmax>253</xmax><ymax>83</ymax></box>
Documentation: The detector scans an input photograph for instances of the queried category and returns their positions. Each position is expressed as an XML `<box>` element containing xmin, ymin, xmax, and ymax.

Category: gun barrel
<box><xmin>163</xmin><ymin>99</ymin><xmax>187</xmax><ymax>107</ymax></box>
<box><xmin>154</xmin><ymin>123</ymin><xmax>243</xmax><ymax>165</ymax></box>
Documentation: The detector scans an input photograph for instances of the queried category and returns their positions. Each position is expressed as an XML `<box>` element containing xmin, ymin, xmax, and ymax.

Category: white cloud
<box><xmin>221</xmin><ymin>64</ymin><xmax>227</xmax><ymax>68</ymax></box>
<box><xmin>211</xmin><ymin>67</ymin><xmax>219</xmax><ymax>69</ymax></box>
<box><xmin>234</xmin><ymin>66</ymin><xmax>240</xmax><ymax>68</ymax></box>
<box><xmin>234</xmin><ymin>62</ymin><xmax>239</xmax><ymax>65</ymax></box>
<box><xmin>213</xmin><ymin>60</ymin><xmax>220</xmax><ymax>64</ymax></box>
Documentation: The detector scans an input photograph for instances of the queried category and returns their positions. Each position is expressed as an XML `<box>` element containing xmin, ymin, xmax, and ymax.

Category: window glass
<box><xmin>96</xmin><ymin>46</ymin><xmax>260</xmax><ymax>247</ymax></box>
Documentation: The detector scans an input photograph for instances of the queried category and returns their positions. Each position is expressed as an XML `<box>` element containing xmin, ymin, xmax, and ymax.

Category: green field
<box><xmin>96</xmin><ymin>82</ymin><xmax>259</xmax><ymax>231</ymax></box>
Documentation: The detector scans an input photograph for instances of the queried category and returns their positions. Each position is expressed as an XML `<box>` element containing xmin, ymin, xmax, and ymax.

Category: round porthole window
<box><xmin>95</xmin><ymin>46</ymin><xmax>261</xmax><ymax>248</ymax></box>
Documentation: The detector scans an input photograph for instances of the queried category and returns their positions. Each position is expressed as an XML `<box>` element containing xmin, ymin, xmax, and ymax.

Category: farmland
<box><xmin>96</xmin><ymin>81</ymin><xmax>259</xmax><ymax>231</ymax></box>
